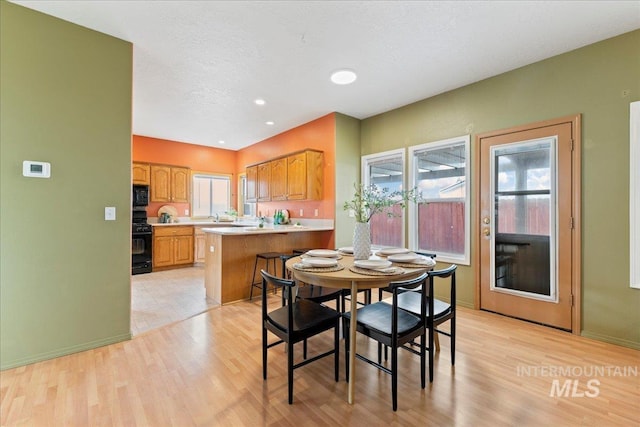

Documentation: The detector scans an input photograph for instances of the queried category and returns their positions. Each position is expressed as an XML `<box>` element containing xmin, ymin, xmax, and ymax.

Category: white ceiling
<box><xmin>12</xmin><ymin>1</ymin><xmax>640</xmax><ymax>151</ymax></box>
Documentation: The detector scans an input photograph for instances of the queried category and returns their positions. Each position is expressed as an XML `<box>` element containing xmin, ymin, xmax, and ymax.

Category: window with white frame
<box><xmin>362</xmin><ymin>149</ymin><xmax>406</xmax><ymax>248</ymax></box>
<box><xmin>409</xmin><ymin>136</ymin><xmax>470</xmax><ymax>264</ymax></box>
<box><xmin>192</xmin><ymin>174</ymin><xmax>231</xmax><ymax>217</ymax></box>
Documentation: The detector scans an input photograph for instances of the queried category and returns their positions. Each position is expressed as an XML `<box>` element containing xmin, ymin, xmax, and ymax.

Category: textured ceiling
<box><xmin>12</xmin><ymin>1</ymin><xmax>640</xmax><ymax>150</ymax></box>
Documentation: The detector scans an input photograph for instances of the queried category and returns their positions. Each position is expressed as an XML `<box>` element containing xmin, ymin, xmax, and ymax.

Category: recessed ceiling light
<box><xmin>331</xmin><ymin>69</ymin><xmax>357</xmax><ymax>85</ymax></box>
<box><xmin>218</xmin><ymin>140</ymin><xmax>225</xmax><ymax>144</ymax></box>
<box><xmin>254</xmin><ymin>99</ymin><xmax>266</xmax><ymax>105</ymax></box>
<box><xmin>265</xmin><ymin>121</ymin><xmax>274</xmax><ymax>126</ymax></box>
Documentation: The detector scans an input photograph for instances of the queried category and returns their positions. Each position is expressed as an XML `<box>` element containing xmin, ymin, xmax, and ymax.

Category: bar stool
<box><xmin>250</xmin><ymin>252</ymin><xmax>285</xmax><ymax>301</ymax></box>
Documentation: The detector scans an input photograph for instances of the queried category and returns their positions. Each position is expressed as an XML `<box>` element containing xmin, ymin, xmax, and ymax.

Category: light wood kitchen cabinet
<box><xmin>150</xmin><ymin>165</ymin><xmax>190</xmax><ymax>203</ymax></box>
<box><xmin>245</xmin><ymin>149</ymin><xmax>324</xmax><ymax>202</ymax></box>
<box><xmin>287</xmin><ymin>150</ymin><xmax>323</xmax><ymax>200</ymax></box>
<box><xmin>132</xmin><ymin>162</ymin><xmax>150</xmax><ymax>185</ymax></box>
<box><xmin>194</xmin><ymin>227</ymin><xmax>206</xmax><ymax>263</ymax></box>
<box><xmin>246</xmin><ymin>165</ymin><xmax>258</xmax><ymax>202</ymax></box>
<box><xmin>153</xmin><ymin>226</ymin><xmax>194</xmax><ymax>270</ymax></box>
<box><xmin>171</xmin><ymin>167</ymin><xmax>190</xmax><ymax>203</ymax></box>
<box><xmin>270</xmin><ymin>158</ymin><xmax>288</xmax><ymax>201</ymax></box>
<box><xmin>257</xmin><ymin>162</ymin><xmax>271</xmax><ymax>202</ymax></box>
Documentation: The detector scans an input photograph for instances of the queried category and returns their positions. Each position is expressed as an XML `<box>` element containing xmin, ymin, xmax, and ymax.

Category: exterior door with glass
<box><xmin>478</xmin><ymin>117</ymin><xmax>579</xmax><ymax>331</ymax></box>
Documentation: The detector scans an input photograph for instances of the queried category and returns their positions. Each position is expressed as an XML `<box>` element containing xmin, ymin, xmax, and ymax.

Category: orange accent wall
<box><xmin>133</xmin><ymin>135</ymin><xmax>238</xmax><ymax>217</ymax></box>
<box><xmin>236</xmin><ymin>113</ymin><xmax>336</xmax><ymax>225</ymax></box>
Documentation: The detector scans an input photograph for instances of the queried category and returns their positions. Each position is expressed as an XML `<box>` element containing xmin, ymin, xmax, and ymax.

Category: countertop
<box><xmin>151</xmin><ymin>220</ymin><xmax>254</xmax><ymax>227</ymax></box>
<box><xmin>201</xmin><ymin>224</ymin><xmax>333</xmax><ymax>235</ymax></box>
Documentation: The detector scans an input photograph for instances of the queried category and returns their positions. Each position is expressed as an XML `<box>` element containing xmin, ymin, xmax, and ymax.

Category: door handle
<box><xmin>483</xmin><ymin>228</ymin><xmax>490</xmax><ymax>237</ymax></box>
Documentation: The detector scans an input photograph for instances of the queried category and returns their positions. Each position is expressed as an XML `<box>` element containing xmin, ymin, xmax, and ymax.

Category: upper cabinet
<box><xmin>287</xmin><ymin>150</ymin><xmax>323</xmax><ymax>200</ymax></box>
<box><xmin>245</xmin><ymin>149</ymin><xmax>323</xmax><ymax>202</ymax></box>
<box><xmin>257</xmin><ymin>162</ymin><xmax>272</xmax><ymax>202</ymax></box>
<box><xmin>270</xmin><ymin>158</ymin><xmax>288</xmax><ymax>201</ymax></box>
<box><xmin>171</xmin><ymin>167</ymin><xmax>190</xmax><ymax>203</ymax></box>
<box><xmin>246</xmin><ymin>165</ymin><xmax>258</xmax><ymax>202</ymax></box>
<box><xmin>132</xmin><ymin>162</ymin><xmax>150</xmax><ymax>185</ymax></box>
<box><xmin>150</xmin><ymin>164</ymin><xmax>190</xmax><ymax>203</ymax></box>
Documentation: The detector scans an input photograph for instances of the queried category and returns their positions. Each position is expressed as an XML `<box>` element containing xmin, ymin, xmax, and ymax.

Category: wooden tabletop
<box><xmin>285</xmin><ymin>255</ymin><xmax>428</xmax><ymax>290</ymax></box>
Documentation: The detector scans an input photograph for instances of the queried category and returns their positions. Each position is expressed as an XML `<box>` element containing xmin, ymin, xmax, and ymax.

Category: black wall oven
<box><xmin>132</xmin><ymin>184</ymin><xmax>152</xmax><ymax>274</ymax></box>
<box><xmin>133</xmin><ymin>184</ymin><xmax>149</xmax><ymax>208</ymax></box>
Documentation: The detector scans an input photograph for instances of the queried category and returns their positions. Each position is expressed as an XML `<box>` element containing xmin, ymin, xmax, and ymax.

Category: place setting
<box><xmin>375</xmin><ymin>247</ymin><xmax>437</xmax><ymax>268</ymax></box>
<box><xmin>349</xmin><ymin>259</ymin><xmax>404</xmax><ymax>276</ymax></box>
<box><xmin>300</xmin><ymin>249</ymin><xmax>343</xmax><ymax>259</ymax></box>
<box><xmin>293</xmin><ymin>249</ymin><xmax>345</xmax><ymax>272</ymax></box>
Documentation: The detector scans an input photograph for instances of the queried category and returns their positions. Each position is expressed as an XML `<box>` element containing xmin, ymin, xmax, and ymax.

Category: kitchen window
<box><xmin>238</xmin><ymin>173</ymin><xmax>256</xmax><ymax>217</ymax></box>
<box><xmin>408</xmin><ymin>135</ymin><xmax>470</xmax><ymax>265</ymax></box>
<box><xmin>192</xmin><ymin>173</ymin><xmax>231</xmax><ymax>218</ymax></box>
<box><xmin>362</xmin><ymin>149</ymin><xmax>406</xmax><ymax>248</ymax></box>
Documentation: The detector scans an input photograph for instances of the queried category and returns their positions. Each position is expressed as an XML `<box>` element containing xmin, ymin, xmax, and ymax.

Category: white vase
<box><xmin>353</xmin><ymin>222</ymin><xmax>371</xmax><ymax>260</ymax></box>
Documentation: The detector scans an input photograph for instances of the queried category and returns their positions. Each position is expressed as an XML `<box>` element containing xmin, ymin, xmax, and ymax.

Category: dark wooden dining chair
<box><xmin>384</xmin><ymin>264</ymin><xmax>457</xmax><ymax>383</ymax></box>
<box><xmin>280</xmin><ymin>252</ymin><xmax>342</xmax><ymax>358</ymax></box>
<box><xmin>342</xmin><ymin>272</ymin><xmax>428</xmax><ymax>411</ymax></box>
<box><xmin>377</xmin><ymin>251</ymin><xmax>436</xmax><ymax>301</ymax></box>
<box><xmin>260</xmin><ymin>270</ymin><xmax>341</xmax><ymax>404</ymax></box>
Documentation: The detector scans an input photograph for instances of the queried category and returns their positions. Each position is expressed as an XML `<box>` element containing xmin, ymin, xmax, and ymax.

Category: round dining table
<box><xmin>285</xmin><ymin>253</ymin><xmax>430</xmax><ymax>404</ymax></box>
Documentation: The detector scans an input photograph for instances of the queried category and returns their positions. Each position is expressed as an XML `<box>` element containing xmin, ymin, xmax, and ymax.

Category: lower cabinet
<box><xmin>194</xmin><ymin>227</ymin><xmax>206</xmax><ymax>263</ymax></box>
<box><xmin>153</xmin><ymin>226</ymin><xmax>194</xmax><ymax>270</ymax></box>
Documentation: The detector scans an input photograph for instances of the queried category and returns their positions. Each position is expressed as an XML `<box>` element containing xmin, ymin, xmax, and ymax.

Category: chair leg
<box><xmin>287</xmin><ymin>340</ymin><xmax>294</xmax><ymax>404</ymax></box>
<box><xmin>435</xmin><ymin>333</ymin><xmax>440</xmax><ymax>352</ymax></box>
<box><xmin>420</xmin><ymin>331</ymin><xmax>426</xmax><ymax>389</ymax></box>
<box><xmin>392</xmin><ymin>345</ymin><xmax>398</xmax><ymax>411</ymax></box>
<box><xmin>262</xmin><ymin>325</ymin><xmax>267</xmax><ymax>380</ymax></box>
<box><xmin>250</xmin><ymin>257</ymin><xmax>259</xmax><ymax>301</ymax></box>
<box><xmin>334</xmin><ymin>318</ymin><xmax>340</xmax><ymax>382</ymax></box>
<box><xmin>451</xmin><ymin>317</ymin><xmax>456</xmax><ymax>365</ymax></box>
<box><xmin>303</xmin><ymin>339</ymin><xmax>308</xmax><ymax>359</ymax></box>
<box><xmin>428</xmin><ymin>323</ymin><xmax>434</xmax><ymax>383</ymax></box>
<box><xmin>271</xmin><ymin>259</ymin><xmax>278</xmax><ymax>295</ymax></box>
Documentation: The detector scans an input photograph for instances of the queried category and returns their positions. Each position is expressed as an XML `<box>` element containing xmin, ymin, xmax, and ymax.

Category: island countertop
<box><xmin>150</xmin><ymin>220</ymin><xmax>253</xmax><ymax>227</ymax></box>
<box><xmin>201</xmin><ymin>224</ymin><xmax>333</xmax><ymax>235</ymax></box>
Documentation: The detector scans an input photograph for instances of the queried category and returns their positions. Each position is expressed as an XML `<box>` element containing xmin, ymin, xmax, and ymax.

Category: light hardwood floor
<box><xmin>1</xmin><ymin>295</ymin><xmax>639</xmax><ymax>426</ymax></box>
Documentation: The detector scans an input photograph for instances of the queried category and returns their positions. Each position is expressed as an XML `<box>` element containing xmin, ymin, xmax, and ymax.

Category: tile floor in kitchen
<box><xmin>131</xmin><ymin>265</ymin><xmax>218</xmax><ymax>335</ymax></box>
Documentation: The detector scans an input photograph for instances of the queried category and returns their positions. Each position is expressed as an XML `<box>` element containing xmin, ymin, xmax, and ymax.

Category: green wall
<box><xmin>0</xmin><ymin>1</ymin><xmax>133</xmax><ymax>369</ymax></box>
<box><xmin>334</xmin><ymin>113</ymin><xmax>362</xmax><ymax>248</ymax></box>
<box><xmin>360</xmin><ymin>30</ymin><xmax>640</xmax><ymax>348</ymax></box>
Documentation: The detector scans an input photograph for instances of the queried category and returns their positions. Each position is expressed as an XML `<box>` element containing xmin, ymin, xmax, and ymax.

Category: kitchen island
<box><xmin>202</xmin><ymin>225</ymin><xmax>333</xmax><ymax>304</ymax></box>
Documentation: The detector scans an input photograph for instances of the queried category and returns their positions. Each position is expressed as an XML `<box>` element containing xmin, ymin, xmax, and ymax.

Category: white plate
<box><xmin>377</xmin><ymin>247</ymin><xmax>411</xmax><ymax>256</ymax></box>
<box><xmin>354</xmin><ymin>259</ymin><xmax>392</xmax><ymax>270</ymax></box>
<box><xmin>388</xmin><ymin>253</ymin><xmax>420</xmax><ymax>263</ymax></box>
<box><xmin>338</xmin><ymin>246</ymin><xmax>353</xmax><ymax>254</ymax></box>
<box><xmin>306</xmin><ymin>249</ymin><xmax>339</xmax><ymax>258</ymax></box>
<box><xmin>302</xmin><ymin>257</ymin><xmax>338</xmax><ymax>267</ymax></box>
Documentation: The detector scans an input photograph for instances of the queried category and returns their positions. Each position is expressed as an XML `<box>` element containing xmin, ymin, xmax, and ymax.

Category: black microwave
<box><xmin>133</xmin><ymin>184</ymin><xmax>149</xmax><ymax>207</ymax></box>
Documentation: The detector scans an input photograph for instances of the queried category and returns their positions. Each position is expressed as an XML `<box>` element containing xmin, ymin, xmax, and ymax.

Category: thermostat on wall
<box><xmin>23</xmin><ymin>160</ymin><xmax>51</xmax><ymax>178</ymax></box>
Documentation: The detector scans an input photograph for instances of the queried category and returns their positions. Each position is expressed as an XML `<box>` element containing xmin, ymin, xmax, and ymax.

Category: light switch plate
<box><xmin>105</xmin><ymin>207</ymin><xmax>116</xmax><ymax>221</ymax></box>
